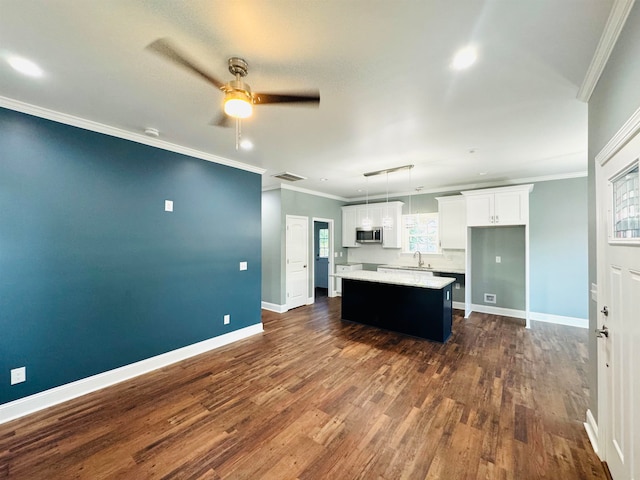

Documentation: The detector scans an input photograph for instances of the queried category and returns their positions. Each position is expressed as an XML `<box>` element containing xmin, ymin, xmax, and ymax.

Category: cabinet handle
<box><xmin>495</xmin><ymin>215</ymin><xmax>499</xmax><ymax>223</ymax></box>
<box><xmin>490</xmin><ymin>215</ymin><xmax>494</xmax><ymax>223</ymax></box>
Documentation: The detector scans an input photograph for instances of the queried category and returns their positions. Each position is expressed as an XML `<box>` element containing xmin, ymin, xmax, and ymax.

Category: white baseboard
<box><xmin>261</xmin><ymin>301</ymin><xmax>287</xmax><ymax>313</ymax></box>
<box><xmin>584</xmin><ymin>409</ymin><xmax>600</xmax><ymax>458</ymax></box>
<box><xmin>452</xmin><ymin>301</ymin><xmax>465</xmax><ymax>310</ymax></box>
<box><xmin>530</xmin><ymin>311</ymin><xmax>588</xmax><ymax>329</ymax></box>
<box><xmin>470</xmin><ymin>304</ymin><xmax>526</xmax><ymax>319</ymax></box>
<box><xmin>0</xmin><ymin>324</ymin><xmax>263</xmax><ymax>425</ymax></box>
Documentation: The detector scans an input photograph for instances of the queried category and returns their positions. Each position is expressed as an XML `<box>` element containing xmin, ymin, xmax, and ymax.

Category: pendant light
<box><xmin>405</xmin><ymin>166</ymin><xmax>416</xmax><ymax>229</ymax></box>
<box><xmin>361</xmin><ymin>177</ymin><xmax>372</xmax><ymax>230</ymax></box>
<box><xmin>382</xmin><ymin>172</ymin><xmax>393</xmax><ymax>230</ymax></box>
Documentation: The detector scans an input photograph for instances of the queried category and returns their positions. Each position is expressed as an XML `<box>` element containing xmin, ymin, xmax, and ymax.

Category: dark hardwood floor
<box><xmin>0</xmin><ymin>297</ymin><xmax>605</xmax><ymax>479</ymax></box>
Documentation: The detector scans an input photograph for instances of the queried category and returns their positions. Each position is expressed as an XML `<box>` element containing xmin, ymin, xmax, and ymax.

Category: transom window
<box><xmin>402</xmin><ymin>213</ymin><xmax>439</xmax><ymax>254</ymax></box>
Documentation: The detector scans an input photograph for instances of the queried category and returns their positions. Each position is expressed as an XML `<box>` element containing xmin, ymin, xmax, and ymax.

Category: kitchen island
<box><xmin>332</xmin><ymin>270</ymin><xmax>455</xmax><ymax>343</ymax></box>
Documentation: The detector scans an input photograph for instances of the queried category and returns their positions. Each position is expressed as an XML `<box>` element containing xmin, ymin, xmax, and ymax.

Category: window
<box><xmin>318</xmin><ymin>228</ymin><xmax>329</xmax><ymax>257</ymax></box>
<box><xmin>402</xmin><ymin>213</ymin><xmax>439</xmax><ymax>253</ymax></box>
<box><xmin>612</xmin><ymin>163</ymin><xmax>639</xmax><ymax>239</ymax></box>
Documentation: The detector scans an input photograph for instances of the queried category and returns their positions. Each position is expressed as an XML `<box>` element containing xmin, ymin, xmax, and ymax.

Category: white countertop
<box><xmin>332</xmin><ymin>270</ymin><xmax>456</xmax><ymax>290</ymax></box>
<box><xmin>379</xmin><ymin>265</ymin><xmax>466</xmax><ymax>275</ymax></box>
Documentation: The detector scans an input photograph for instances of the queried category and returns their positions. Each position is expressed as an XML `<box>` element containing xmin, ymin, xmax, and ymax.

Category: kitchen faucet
<box><xmin>413</xmin><ymin>250</ymin><xmax>424</xmax><ymax>268</ymax></box>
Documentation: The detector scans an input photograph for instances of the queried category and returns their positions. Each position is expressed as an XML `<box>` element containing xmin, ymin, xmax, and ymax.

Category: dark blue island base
<box><xmin>341</xmin><ymin>278</ymin><xmax>453</xmax><ymax>343</ymax></box>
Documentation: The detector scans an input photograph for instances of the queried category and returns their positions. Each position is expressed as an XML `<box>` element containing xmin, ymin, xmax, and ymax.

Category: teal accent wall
<box><xmin>587</xmin><ymin>3</ymin><xmax>640</xmax><ymax>417</ymax></box>
<box><xmin>529</xmin><ymin>177</ymin><xmax>588</xmax><ymax>318</ymax></box>
<box><xmin>0</xmin><ymin>107</ymin><xmax>262</xmax><ymax>405</ymax></box>
<box><xmin>471</xmin><ymin>226</ymin><xmax>526</xmax><ymax>309</ymax></box>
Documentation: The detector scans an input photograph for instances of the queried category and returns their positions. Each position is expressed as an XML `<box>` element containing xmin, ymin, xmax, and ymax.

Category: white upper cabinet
<box><xmin>341</xmin><ymin>205</ymin><xmax>359</xmax><ymax>247</ymax></box>
<box><xmin>462</xmin><ymin>185</ymin><xmax>533</xmax><ymax>227</ymax></box>
<box><xmin>436</xmin><ymin>195</ymin><xmax>467</xmax><ymax>249</ymax></box>
<box><xmin>341</xmin><ymin>201</ymin><xmax>404</xmax><ymax>248</ymax></box>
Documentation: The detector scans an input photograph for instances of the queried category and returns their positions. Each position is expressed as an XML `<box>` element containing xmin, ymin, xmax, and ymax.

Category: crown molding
<box><xmin>347</xmin><ymin>171</ymin><xmax>587</xmax><ymax>202</ymax></box>
<box><xmin>0</xmin><ymin>96</ymin><xmax>266</xmax><ymax>175</ymax></box>
<box><xmin>275</xmin><ymin>183</ymin><xmax>350</xmax><ymax>202</ymax></box>
<box><xmin>596</xmin><ymin>104</ymin><xmax>640</xmax><ymax>166</ymax></box>
<box><xmin>577</xmin><ymin>0</ymin><xmax>635</xmax><ymax>102</ymax></box>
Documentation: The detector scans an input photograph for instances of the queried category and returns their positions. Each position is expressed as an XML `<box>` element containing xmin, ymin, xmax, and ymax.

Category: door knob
<box><xmin>596</xmin><ymin>325</ymin><xmax>609</xmax><ymax>338</ymax></box>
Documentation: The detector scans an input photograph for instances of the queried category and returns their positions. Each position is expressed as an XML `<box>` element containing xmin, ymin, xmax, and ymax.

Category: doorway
<box><xmin>312</xmin><ymin>217</ymin><xmax>335</xmax><ymax>301</ymax></box>
<box><xmin>595</xmin><ymin>126</ymin><xmax>640</xmax><ymax>479</ymax></box>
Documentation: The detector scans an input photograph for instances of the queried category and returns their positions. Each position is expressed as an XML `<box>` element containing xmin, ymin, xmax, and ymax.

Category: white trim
<box><xmin>584</xmin><ymin>409</ymin><xmax>601</xmax><ymax>458</ymax></box>
<box><xmin>261</xmin><ymin>301</ymin><xmax>287</xmax><ymax>313</ymax></box>
<box><xmin>278</xmin><ymin>183</ymin><xmax>349</xmax><ymax>202</ymax></box>
<box><xmin>0</xmin><ymin>96</ymin><xmax>265</xmax><ymax>175</ymax></box>
<box><xmin>596</xmin><ymin>104</ymin><xmax>640</xmax><ymax>166</ymax></box>
<box><xmin>470</xmin><ymin>304</ymin><xmax>526</xmax><ymax>320</ymax></box>
<box><xmin>349</xmin><ymin>172</ymin><xmax>586</xmax><ymax>202</ymax></box>
<box><xmin>452</xmin><ymin>301</ymin><xmax>465</xmax><ymax>310</ymax></box>
<box><xmin>577</xmin><ymin>0</ymin><xmax>636</xmax><ymax>102</ymax></box>
<box><xmin>0</xmin><ymin>324</ymin><xmax>263</xmax><ymax>425</ymax></box>
<box><xmin>529</xmin><ymin>312</ymin><xmax>588</xmax><ymax>329</ymax></box>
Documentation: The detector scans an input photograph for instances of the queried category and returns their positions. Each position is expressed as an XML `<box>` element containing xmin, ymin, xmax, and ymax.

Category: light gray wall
<box><xmin>262</xmin><ymin>188</ymin><xmax>346</xmax><ymax>306</ymax></box>
<box><xmin>261</xmin><ymin>189</ymin><xmax>282</xmax><ymax>305</ymax></box>
<box><xmin>471</xmin><ymin>226</ymin><xmax>526</xmax><ymax>309</ymax></box>
<box><xmin>587</xmin><ymin>4</ymin><xmax>640</xmax><ymax>417</ymax></box>
<box><xmin>529</xmin><ymin>177</ymin><xmax>588</xmax><ymax>318</ymax></box>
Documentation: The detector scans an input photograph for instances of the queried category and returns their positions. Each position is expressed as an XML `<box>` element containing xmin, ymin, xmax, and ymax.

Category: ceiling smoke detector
<box><xmin>272</xmin><ymin>172</ymin><xmax>307</xmax><ymax>182</ymax></box>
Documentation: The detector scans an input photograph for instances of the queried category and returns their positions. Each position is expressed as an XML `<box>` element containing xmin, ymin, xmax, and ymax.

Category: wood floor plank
<box><xmin>0</xmin><ymin>299</ymin><xmax>606</xmax><ymax>479</ymax></box>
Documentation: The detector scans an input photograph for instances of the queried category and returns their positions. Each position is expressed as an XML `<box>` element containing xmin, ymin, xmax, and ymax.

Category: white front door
<box><xmin>286</xmin><ymin>215</ymin><xmax>309</xmax><ymax>310</ymax></box>
<box><xmin>596</xmin><ymin>129</ymin><xmax>640</xmax><ymax>480</ymax></box>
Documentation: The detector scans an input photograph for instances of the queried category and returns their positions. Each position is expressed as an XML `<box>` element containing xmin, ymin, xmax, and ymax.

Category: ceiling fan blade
<box><xmin>210</xmin><ymin>111</ymin><xmax>232</xmax><ymax>128</ymax></box>
<box><xmin>253</xmin><ymin>91</ymin><xmax>320</xmax><ymax>106</ymax></box>
<box><xmin>146</xmin><ymin>38</ymin><xmax>225</xmax><ymax>90</ymax></box>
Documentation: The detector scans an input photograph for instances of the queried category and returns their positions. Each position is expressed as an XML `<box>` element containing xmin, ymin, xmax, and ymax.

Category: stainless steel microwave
<box><xmin>356</xmin><ymin>227</ymin><xmax>383</xmax><ymax>243</ymax></box>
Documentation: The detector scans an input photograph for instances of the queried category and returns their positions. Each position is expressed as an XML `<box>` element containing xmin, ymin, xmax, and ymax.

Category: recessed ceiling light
<box><xmin>240</xmin><ymin>139</ymin><xmax>253</xmax><ymax>150</ymax></box>
<box><xmin>144</xmin><ymin>127</ymin><xmax>159</xmax><ymax>137</ymax></box>
<box><xmin>7</xmin><ymin>55</ymin><xmax>43</xmax><ymax>77</ymax></box>
<box><xmin>320</xmin><ymin>178</ymin><xmax>328</xmax><ymax>182</ymax></box>
<box><xmin>479</xmin><ymin>172</ymin><xmax>488</xmax><ymax>176</ymax></box>
<box><xmin>451</xmin><ymin>46</ymin><xmax>477</xmax><ymax>70</ymax></box>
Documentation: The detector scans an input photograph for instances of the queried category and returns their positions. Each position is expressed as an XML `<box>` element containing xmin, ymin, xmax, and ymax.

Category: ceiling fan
<box><xmin>146</xmin><ymin>38</ymin><xmax>320</xmax><ymax>128</ymax></box>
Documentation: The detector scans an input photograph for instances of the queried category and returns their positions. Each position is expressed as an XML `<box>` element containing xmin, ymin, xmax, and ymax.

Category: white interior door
<box><xmin>286</xmin><ymin>215</ymin><xmax>309</xmax><ymax>310</ymax></box>
<box><xmin>596</xmin><ymin>130</ymin><xmax>640</xmax><ymax>480</ymax></box>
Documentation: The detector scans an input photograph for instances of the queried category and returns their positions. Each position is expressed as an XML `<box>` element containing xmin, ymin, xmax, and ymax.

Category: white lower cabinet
<box><xmin>335</xmin><ymin>263</ymin><xmax>363</xmax><ymax>295</ymax></box>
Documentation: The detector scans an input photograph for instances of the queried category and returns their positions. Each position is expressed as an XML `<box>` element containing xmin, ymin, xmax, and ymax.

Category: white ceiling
<box><xmin>0</xmin><ymin>1</ymin><xmax>613</xmax><ymax>199</ymax></box>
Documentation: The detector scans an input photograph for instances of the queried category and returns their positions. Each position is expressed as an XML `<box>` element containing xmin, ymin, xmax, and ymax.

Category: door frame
<box><xmin>311</xmin><ymin>217</ymin><xmax>335</xmax><ymax>301</ymax></box>
<box><xmin>593</xmin><ymin>108</ymin><xmax>640</xmax><ymax>474</ymax></box>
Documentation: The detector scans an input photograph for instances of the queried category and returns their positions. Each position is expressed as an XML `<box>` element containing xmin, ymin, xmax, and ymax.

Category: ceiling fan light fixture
<box><xmin>224</xmin><ymin>90</ymin><xmax>253</xmax><ymax>119</ymax></box>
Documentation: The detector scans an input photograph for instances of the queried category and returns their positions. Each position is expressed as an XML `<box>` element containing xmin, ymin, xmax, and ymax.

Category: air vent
<box><xmin>272</xmin><ymin>172</ymin><xmax>307</xmax><ymax>182</ymax></box>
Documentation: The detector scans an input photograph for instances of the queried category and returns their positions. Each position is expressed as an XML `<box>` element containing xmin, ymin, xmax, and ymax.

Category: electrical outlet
<box><xmin>11</xmin><ymin>366</ymin><xmax>26</xmax><ymax>385</ymax></box>
<box><xmin>239</xmin><ymin>261</ymin><xmax>247</xmax><ymax>271</ymax></box>
<box><xmin>164</xmin><ymin>200</ymin><xmax>173</xmax><ymax>212</ymax></box>
<box><xmin>224</xmin><ymin>314</ymin><xmax>230</xmax><ymax>325</ymax></box>
<box><xmin>495</xmin><ymin>256</ymin><xmax>501</xmax><ymax>263</ymax></box>
<box><xmin>455</xmin><ymin>283</ymin><xmax>461</xmax><ymax>290</ymax></box>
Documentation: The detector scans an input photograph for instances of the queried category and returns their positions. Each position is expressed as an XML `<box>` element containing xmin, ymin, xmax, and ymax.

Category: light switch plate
<box><xmin>11</xmin><ymin>366</ymin><xmax>26</xmax><ymax>385</ymax></box>
<box><xmin>164</xmin><ymin>200</ymin><xmax>173</xmax><ymax>212</ymax></box>
<box><xmin>224</xmin><ymin>314</ymin><xmax>230</xmax><ymax>325</ymax></box>
<box><xmin>239</xmin><ymin>261</ymin><xmax>247</xmax><ymax>271</ymax></box>
<box><xmin>495</xmin><ymin>256</ymin><xmax>501</xmax><ymax>263</ymax></box>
